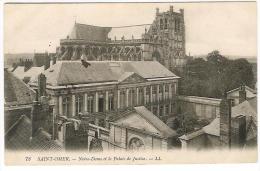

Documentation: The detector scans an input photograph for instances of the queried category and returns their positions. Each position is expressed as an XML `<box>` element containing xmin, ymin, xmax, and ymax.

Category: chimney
<box><xmin>24</xmin><ymin>59</ymin><xmax>32</xmax><ymax>72</ymax></box>
<box><xmin>156</xmin><ymin>8</ymin><xmax>159</xmax><ymax>16</ymax></box>
<box><xmin>52</xmin><ymin>55</ymin><xmax>57</xmax><ymax>65</ymax></box>
<box><xmin>231</xmin><ymin>115</ymin><xmax>246</xmax><ymax>148</ymax></box>
<box><xmin>180</xmin><ymin>9</ymin><xmax>184</xmax><ymax>16</ymax></box>
<box><xmin>219</xmin><ymin>91</ymin><xmax>232</xmax><ymax>148</ymax></box>
<box><xmin>44</xmin><ymin>55</ymin><xmax>51</xmax><ymax>70</ymax></box>
<box><xmin>170</xmin><ymin>6</ymin><xmax>173</xmax><ymax>13</ymax></box>
<box><xmin>31</xmin><ymin>91</ymin><xmax>42</xmax><ymax>138</ymax></box>
<box><xmin>38</xmin><ymin>73</ymin><xmax>46</xmax><ymax>97</ymax></box>
<box><xmin>239</xmin><ymin>85</ymin><xmax>246</xmax><ymax>103</ymax></box>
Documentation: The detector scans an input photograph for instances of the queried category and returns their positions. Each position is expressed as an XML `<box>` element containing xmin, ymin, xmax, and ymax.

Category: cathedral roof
<box><xmin>30</xmin><ymin>61</ymin><xmax>179</xmax><ymax>86</ymax></box>
<box><xmin>108</xmin><ymin>24</ymin><xmax>151</xmax><ymax>40</ymax></box>
<box><xmin>68</xmin><ymin>23</ymin><xmax>111</xmax><ymax>41</ymax></box>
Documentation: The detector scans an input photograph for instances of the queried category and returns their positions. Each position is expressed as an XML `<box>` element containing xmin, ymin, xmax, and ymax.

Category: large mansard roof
<box><xmin>30</xmin><ymin>61</ymin><xmax>179</xmax><ymax>86</ymax></box>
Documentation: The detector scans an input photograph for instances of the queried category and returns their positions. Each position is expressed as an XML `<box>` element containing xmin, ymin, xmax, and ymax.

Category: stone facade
<box><xmin>55</xmin><ymin>6</ymin><xmax>187</xmax><ymax>71</ymax></box>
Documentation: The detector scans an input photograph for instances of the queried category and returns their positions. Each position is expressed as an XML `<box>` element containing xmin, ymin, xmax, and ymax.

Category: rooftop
<box><xmin>5</xmin><ymin>115</ymin><xmax>62</xmax><ymax>151</ymax></box>
<box><xmin>113</xmin><ymin>106</ymin><xmax>177</xmax><ymax>138</ymax></box>
<box><xmin>30</xmin><ymin>61</ymin><xmax>179</xmax><ymax>86</ymax></box>
<box><xmin>4</xmin><ymin>69</ymin><xmax>35</xmax><ymax>107</ymax></box>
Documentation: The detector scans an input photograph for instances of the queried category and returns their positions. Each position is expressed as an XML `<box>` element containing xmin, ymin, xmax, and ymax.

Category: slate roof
<box><xmin>108</xmin><ymin>24</ymin><xmax>151</xmax><ymax>40</ymax></box>
<box><xmin>4</xmin><ymin>69</ymin><xmax>35</xmax><ymax>106</ymax></box>
<box><xmin>69</xmin><ymin>23</ymin><xmax>111</xmax><ymax>41</ymax></box>
<box><xmin>113</xmin><ymin>106</ymin><xmax>177</xmax><ymax>138</ymax></box>
<box><xmin>30</xmin><ymin>61</ymin><xmax>179</xmax><ymax>86</ymax></box>
<box><xmin>5</xmin><ymin>115</ymin><xmax>62</xmax><ymax>151</ymax></box>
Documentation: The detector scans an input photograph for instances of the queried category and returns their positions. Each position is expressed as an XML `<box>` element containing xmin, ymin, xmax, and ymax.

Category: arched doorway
<box><xmin>128</xmin><ymin>137</ymin><xmax>145</xmax><ymax>151</ymax></box>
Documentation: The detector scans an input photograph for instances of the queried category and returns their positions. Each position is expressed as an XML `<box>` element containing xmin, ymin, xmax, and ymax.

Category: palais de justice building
<box><xmin>30</xmin><ymin>61</ymin><xmax>179</xmax><ymax>129</ymax></box>
<box><xmin>55</xmin><ymin>6</ymin><xmax>187</xmax><ymax>70</ymax></box>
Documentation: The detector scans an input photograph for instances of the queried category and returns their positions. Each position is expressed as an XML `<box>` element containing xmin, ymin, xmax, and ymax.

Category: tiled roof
<box><xmin>30</xmin><ymin>61</ymin><xmax>178</xmax><ymax>86</ymax></box>
<box><xmin>4</xmin><ymin>69</ymin><xmax>35</xmax><ymax>106</ymax></box>
<box><xmin>69</xmin><ymin>23</ymin><xmax>111</xmax><ymax>41</ymax></box>
<box><xmin>133</xmin><ymin>106</ymin><xmax>177</xmax><ymax>138</ymax></box>
<box><xmin>5</xmin><ymin>115</ymin><xmax>62</xmax><ymax>151</ymax></box>
<box><xmin>108</xmin><ymin>24</ymin><xmax>151</xmax><ymax>40</ymax></box>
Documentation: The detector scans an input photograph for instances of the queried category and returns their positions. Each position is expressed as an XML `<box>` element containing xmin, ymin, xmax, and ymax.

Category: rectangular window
<box><xmin>152</xmin><ymin>86</ymin><xmax>156</xmax><ymax>102</ymax></box>
<box><xmin>75</xmin><ymin>95</ymin><xmax>83</xmax><ymax>115</ymax></box>
<box><xmin>146</xmin><ymin>87</ymin><xmax>150</xmax><ymax>103</ymax></box>
<box><xmin>87</xmin><ymin>95</ymin><xmax>94</xmax><ymax>113</ymax></box>
<box><xmin>165</xmin><ymin>85</ymin><xmax>169</xmax><ymax>100</ymax></box>
<box><xmin>108</xmin><ymin>94</ymin><xmax>114</xmax><ymax>111</ymax></box>
<box><xmin>138</xmin><ymin>88</ymin><xmax>143</xmax><ymax>105</ymax></box>
<box><xmin>62</xmin><ymin>96</ymin><xmax>70</xmax><ymax>117</ymax></box>
<box><xmin>165</xmin><ymin>105</ymin><xmax>169</xmax><ymax>115</ymax></box>
<box><xmin>159</xmin><ymin>105</ymin><xmax>164</xmax><ymax>116</ymax></box>
<box><xmin>120</xmin><ymin>91</ymin><xmax>125</xmax><ymax>108</ymax></box>
<box><xmin>159</xmin><ymin>86</ymin><xmax>163</xmax><ymax>101</ymax></box>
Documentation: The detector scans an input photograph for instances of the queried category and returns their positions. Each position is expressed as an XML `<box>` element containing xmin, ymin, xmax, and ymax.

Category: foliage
<box><xmin>173</xmin><ymin>112</ymin><xmax>198</xmax><ymax>134</ymax></box>
<box><xmin>179</xmin><ymin>50</ymin><xmax>254</xmax><ymax>98</ymax></box>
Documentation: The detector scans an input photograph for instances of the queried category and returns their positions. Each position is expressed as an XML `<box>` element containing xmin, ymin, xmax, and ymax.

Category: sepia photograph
<box><xmin>2</xmin><ymin>0</ymin><xmax>258</xmax><ymax>166</ymax></box>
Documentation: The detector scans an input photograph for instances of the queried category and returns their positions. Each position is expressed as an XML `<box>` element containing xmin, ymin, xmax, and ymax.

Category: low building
<box><xmin>227</xmin><ymin>85</ymin><xmax>256</xmax><ymax>106</ymax></box>
<box><xmin>179</xmin><ymin>89</ymin><xmax>257</xmax><ymax>150</ymax></box>
<box><xmin>109</xmin><ymin>106</ymin><xmax>177</xmax><ymax>151</ymax></box>
<box><xmin>177</xmin><ymin>96</ymin><xmax>221</xmax><ymax>121</ymax></box>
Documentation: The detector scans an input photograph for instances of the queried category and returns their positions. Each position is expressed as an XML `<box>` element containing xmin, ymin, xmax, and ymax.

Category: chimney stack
<box><xmin>52</xmin><ymin>55</ymin><xmax>57</xmax><ymax>65</ymax></box>
<box><xmin>24</xmin><ymin>59</ymin><xmax>32</xmax><ymax>72</ymax></box>
<box><xmin>231</xmin><ymin>115</ymin><xmax>246</xmax><ymax>148</ymax></box>
<box><xmin>219</xmin><ymin>91</ymin><xmax>232</xmax><ymax>148</ymax></box>
<box><xmin>44</xmin><ymin>55</ymin><xmax>51</xmax><ymax>70</ymax></box>
<box><xmin>239</xmin><ymin>85</ymin><xmax>246</xmax><ymax>103</ymax></box>
<box><xmin>170</xmin><ymin>6</ymin><xmax>173</xmax><ymax>13</ymax></box>
<box><xmin>156</xmin><ymin>8</ymin><xmax>159</xmax><ymax>16</ymax></box>
<box><xmin>38</xmin><ymin>73</ymin><xmax>46</xmax><ymax>97</ymax></box>
<box><xmin>180</xmin><ymin>9</ymin><xmax>184</xmax><ymax>16</ymax></box>
<box><xmin>31</xmin><ymin>93</ymin><xmax>42</xmax><ymax>138</ymax></box>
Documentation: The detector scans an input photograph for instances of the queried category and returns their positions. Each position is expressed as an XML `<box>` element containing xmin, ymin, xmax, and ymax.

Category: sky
<box><xmin>4</xmin><ymin>2</ymin><xmax>257</xmax><ymax>57</ymax></box>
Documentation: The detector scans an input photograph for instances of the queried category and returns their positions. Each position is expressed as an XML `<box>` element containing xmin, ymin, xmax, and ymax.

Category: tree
<box><xmin>179</xmin><ymin>51</ymin><xmax>254</xmax><ymax>98</ymax></box>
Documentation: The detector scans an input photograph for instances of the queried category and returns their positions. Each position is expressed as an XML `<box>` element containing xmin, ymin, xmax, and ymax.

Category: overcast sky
<box><xmin>4</xmin><ymin>2</ymin><xmax>257</xmax><ymax>57</ymax></box>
